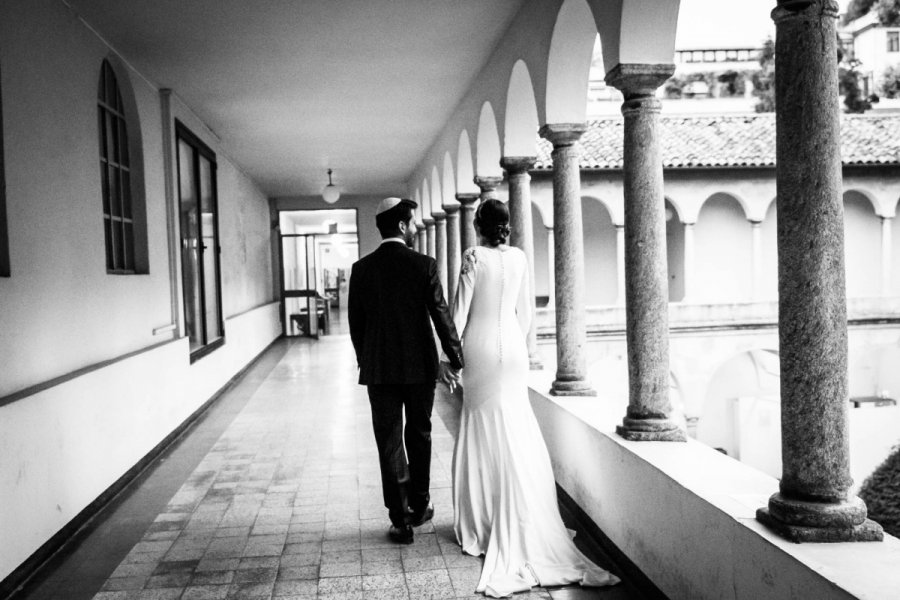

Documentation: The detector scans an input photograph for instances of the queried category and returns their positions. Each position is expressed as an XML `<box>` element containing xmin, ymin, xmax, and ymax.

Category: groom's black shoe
<box><xmin>409</xmin><ymin>502</ymin><xmax>434</xmax><ymax>527</ymax></box>
<box><xmin>388</xmin><ymin>523</ymin><xmax>414</xmax><ymax>544</ymax></box>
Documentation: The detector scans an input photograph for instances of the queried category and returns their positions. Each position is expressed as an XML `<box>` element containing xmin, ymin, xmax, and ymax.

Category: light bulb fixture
<box><xmin>322</xmin><ymin>168</ymin><xmax>340</xmax><ymax>204</ymax></box>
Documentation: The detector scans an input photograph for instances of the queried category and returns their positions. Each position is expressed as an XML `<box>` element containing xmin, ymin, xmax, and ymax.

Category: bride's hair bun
<box><xmin>474</xmin><ymin>199</ymin><xmax>511</xmax><ymax>247</ymax></box>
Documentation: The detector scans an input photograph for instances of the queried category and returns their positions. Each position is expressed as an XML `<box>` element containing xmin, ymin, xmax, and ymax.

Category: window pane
<box><xmin>106</xmin><ymin>112</ymin><xmax>118</xmax><ymax>165</ymax></box>
<box><xmin>123</xmin><ymin>221</ymin><xmax>134</xmax><ymax>271</ymax></box>
<box><xmin>111</xmin><ymin>217</ymin><xmax>123</xmax><ymax>270</ymax></box>
<box><xmin>98</xmin><ymin>109</ymin><xmax>108</xmax><ymax>160</ymax></box>
<box><xmin>109</xmin><ymin>166</ymin><xmax>121</xmax><ymax>217</ymax></box>
<box><xmin>122</xmin><ymin>171</ymin><xmax>132</xmax><ymax>219</ymax></box>
<box><xmin>178</xmin><ymin>138</ymin><xmax>203</xmax><ymax>349</ymax></box>
<box><xmin>105</xmin><ymin>66</ymin><xmax>117</xmax><ymax>107</ymax></box>
<box><xmin>118</xmin><ymin>116</ymin><xmax>130</xmax><ymax>167</ymax></box>
<box><xmin>100</xmin><ymin>160</ymin><xmax>110</xmax><ymax>215</ymax></box>
<box><xmin>105</xmin><ymin>216</ymin><xmax>114</xmax><ymax>269</ymax></box>
<box><xmin>199</xmin><ymin>155</ymin><xmax>221</xmax><ymax>342</ymax></box>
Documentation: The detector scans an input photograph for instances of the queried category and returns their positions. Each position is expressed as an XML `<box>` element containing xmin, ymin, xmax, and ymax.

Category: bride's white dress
<box><xmin>450</xmin><ymin>245</ymin><xmax>620</xmax><ymax>598</ymax></box>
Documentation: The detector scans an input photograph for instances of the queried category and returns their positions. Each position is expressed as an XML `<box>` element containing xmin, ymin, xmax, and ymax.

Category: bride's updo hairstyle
<box><xmin>474</xmin><ymin>199</ymin><xmax>511</xmax><ymax>247</ymax></box>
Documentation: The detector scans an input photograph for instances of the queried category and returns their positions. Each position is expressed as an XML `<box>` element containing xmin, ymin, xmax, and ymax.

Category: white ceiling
<box><xmin>67</xmin><ymin>0</ymin><xmax>527</xmax><ymax>198</ymax></box>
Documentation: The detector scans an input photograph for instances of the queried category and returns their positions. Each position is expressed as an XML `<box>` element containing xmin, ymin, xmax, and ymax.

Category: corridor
<box><xmin>14</xmin><ymin>337</ymin><xmax>636</xmax><ymax>600</ymax></box>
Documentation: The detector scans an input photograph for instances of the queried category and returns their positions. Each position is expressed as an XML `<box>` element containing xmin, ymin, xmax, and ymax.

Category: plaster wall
<box><xmin>0</xmin><ymin>302</ymin><xmax>281</xmax><ymax>583</ymax></box>
<box><xmin>528</xmin><ymin>377</ymin><xmax>900</xmax><ymax>600</ymax></box>
<box><xmin>0</xmin><ymin>3</ymin><xmax>281</xmax><ymax>583</ymax></box>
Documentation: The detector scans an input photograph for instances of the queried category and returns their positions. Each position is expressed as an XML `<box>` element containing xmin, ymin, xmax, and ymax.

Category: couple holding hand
<box><xmin>348</xmin><ymin>196</ymin><xmax>619</xmax><ymax>598</ymax></box>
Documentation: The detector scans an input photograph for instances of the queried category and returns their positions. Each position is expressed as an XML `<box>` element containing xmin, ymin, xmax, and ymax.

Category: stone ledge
<box><xmin>527</xmin><ymin>370</ymin><xmax>900</xmax><ymax>600</ymax></box>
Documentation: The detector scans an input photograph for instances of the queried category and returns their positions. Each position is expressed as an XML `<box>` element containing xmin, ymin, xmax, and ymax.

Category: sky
<box><xmin>675</xmin><ymin>0</ymin><xmax>853</xmax><ymax>49</ymax></box>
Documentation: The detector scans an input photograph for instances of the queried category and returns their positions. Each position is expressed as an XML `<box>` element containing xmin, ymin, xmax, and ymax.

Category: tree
<box><xmin>859</xmin><ymin>445</ymin><xmax>900</xmax><ymax>538</ymax></box>
<box><xmin>877</xmin><ymin>0</ymin><xmax>900</xmax><ymax>25</ymax></box>
<box><xmin>843</xmin><ymin>0</ymin><xmax>877</xmax><ymax>23</ymax></box>
<box><xmin>881</xmin><ymin>64</ymin><xmax>900</xmax><ymax>98</ymax></box>
<box><xmin>840</xmin><ymin>62</ymin><xmax>872</xmax><ymax>112</ymax></box>
<box><xmin>753</xmin><ymin>38</ymin><xmax>776</xmax><ymax>113</ymax></box>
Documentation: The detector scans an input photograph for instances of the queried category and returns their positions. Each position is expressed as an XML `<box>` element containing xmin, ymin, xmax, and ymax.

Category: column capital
<box><xmin>422</xmin><ymin>216</ymin><xmax>435</xmax><ymax>226</ymax></box>
<box><xmin>456</xmin><ymin>192</ymin><xmax>480</xmax><ymax>206</ymax></box>
<box><xmin>473</xmin><ymin>175</ymin><xmax>503</xmax><ymax>192</ymax></box>
<box><xmin>500</xmin><ymin>156</ymin><xmax>536</xmax><ymax>175</ymax></box>
<box><xmin>538</xmin><ymin>123</ymin><xmax>587</xmax><ymax>147</ymax></box>
<box><xmin>442</xmin><ymin>203</ymin><xmax>460</xmax><ymax>215</ymax></box>
<box><xmin>605</xmin><ymin>63</ymin><xmax>675</xmax><ymax>100</ymax></box>
<box><xmin>432</xmin><ymin>212</ymin><xmax>446</xmax><ymax>222</ymax></box>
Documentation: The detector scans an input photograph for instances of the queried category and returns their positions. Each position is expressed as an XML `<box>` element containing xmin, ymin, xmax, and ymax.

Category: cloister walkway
<box><xmin>13</xmin><ymin>337</ymin><xmax>641</xmax><ymax>600</ymax></box>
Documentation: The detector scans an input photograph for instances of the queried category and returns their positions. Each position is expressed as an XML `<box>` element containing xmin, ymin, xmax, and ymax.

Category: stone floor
<box><xmin>13</xmin><ymin>336</ymin><xmax>641</xmax><ymax>600</ymax></box>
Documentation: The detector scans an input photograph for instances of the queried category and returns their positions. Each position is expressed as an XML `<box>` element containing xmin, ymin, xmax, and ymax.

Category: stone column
<box><xmin>474</xmin><ymin>175</ymin><xmax>503</xmax><ymax>203</ymax></box>
<box><xmin>755</xmin><ymin>0</ymin><xmax>882</xmax><ymax>543</ymax></box>
<box><xmin>416</xmin><ymin>222</ymin><xmax>426</xmax><ymax>254</ymax></box>
<box><xmin>615</xmin><ymin>225</ymin><xmax>626</xmax><ymax>305</ymax></box>
<box><xmin>607</xmin><ymin>64</ymin><xmax>684</xmax><ymax>441</ymax></box>
<box><xmin>881</xmin><ymin>216</ymin><xmax>892</xmax><ymax>297</ymax></box>
<box><xmin>538</xmin><ymin>123</ymin><xmax>595</xmax><ymax>396</ymax></box>
<box><xmin>546</xmin><ymin>227</ymin><xmax>555</xmax><ymax>308</ymax></box>
<box><xmin>424</xmin><ymin>217</ymin><xmax>436</xmax><ymax>259</ymax></box>
<box><xmin>682</xmin><ymin>222</ymin><xmax>695</xmax><ymax>302</ymax></box>
<box><xmin>434</xmin><ymin>213</ymin><xmax>448</xmax><ymax>297</ymax></box>
<box><xmin>444</xmin><ymin>204</ymin><xmax>461</xmax><ymax>304</ymax></box>
<box><xmin>750</xmin><ymin>220</ymin><xmax>764</xmax><ymax>301</ymax></box>
<box><xmin>502</xmin><ymin>156</ymin><xmax>542</xmax><ymax>370</ymax></box>
<box><xmin>457</xmin><ymin>192</ymin><xmax>480</xmax><ymax>253</ymax></box>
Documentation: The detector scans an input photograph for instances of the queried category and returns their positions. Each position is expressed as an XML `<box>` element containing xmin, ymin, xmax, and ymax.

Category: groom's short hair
<box><xmin>375</xmin><ymin>198</ymin><xmax>416</xmax><ymax>238</ymax></box>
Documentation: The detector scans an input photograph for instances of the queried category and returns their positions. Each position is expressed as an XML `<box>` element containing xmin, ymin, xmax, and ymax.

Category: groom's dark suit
<box><xmin>348</xmin><ymin>239</ymin><xmax>464</xmax><ymax>528</ymax></box>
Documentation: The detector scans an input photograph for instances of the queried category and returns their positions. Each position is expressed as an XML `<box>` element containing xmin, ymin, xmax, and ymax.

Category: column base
<box><xmin>550</xmin><ymin>379</ymin><xmax>596</xmax><ymax>396</ymax></box>
<box><xmin>616</xmin><ymin>417</ymin><xmax>686</xmax><ymax>442</ymax></box>
<box><xmin>757</xmin><ymin>507</ymin><xmax>883</xmax><ymax>543</ymax></box>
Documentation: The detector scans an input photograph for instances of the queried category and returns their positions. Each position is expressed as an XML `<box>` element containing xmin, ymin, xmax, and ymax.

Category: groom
<box><xmin>348</xmin><ymin>197</ymin><xmax>464</xmax><ymax>544</ymax></box>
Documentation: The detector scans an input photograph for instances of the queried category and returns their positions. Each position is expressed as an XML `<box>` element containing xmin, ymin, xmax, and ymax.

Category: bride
<box><xmin>445</xmin><ymin>199</ymin><xmax>620</xmax><ymax>597</ymax></box>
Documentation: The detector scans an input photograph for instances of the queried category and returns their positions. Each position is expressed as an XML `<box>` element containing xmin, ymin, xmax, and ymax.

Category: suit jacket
<box><xmin>348</xmin><ymin>240</ymin><xmax>464</xmax><ymax>385</ymax></box>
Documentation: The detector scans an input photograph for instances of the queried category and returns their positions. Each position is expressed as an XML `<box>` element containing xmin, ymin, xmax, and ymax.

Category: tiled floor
<box><xmin>13</xmin><ymin>336</ymin><xmax>640</xmax><ymax>600</ymax></box>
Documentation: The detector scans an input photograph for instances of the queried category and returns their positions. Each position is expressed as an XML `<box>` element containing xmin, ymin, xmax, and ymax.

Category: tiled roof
<box><xmin>534</xmin><ymin>114</ymin><xmax>900</xmax><ymax>170</ymax></box>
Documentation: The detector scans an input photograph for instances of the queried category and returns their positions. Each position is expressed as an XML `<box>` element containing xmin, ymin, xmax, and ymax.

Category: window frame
<box><xmin>888</xmin><ymin>31</ymin><xmax>900</xmax><ymax>53</ymax></box>
<box><xmin>175</xmin><ymin>120</ymin><xmax>225</xmax><ymax>362</ymax></box>
<box><xmin>0</xmin><ymin>58</ymin><xmax>8</xmax><ymax>278</ymax></box>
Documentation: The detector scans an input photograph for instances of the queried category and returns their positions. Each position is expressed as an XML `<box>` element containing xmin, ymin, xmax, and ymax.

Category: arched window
<box><xmin>97</xmin><ymin>60</ymin><xmax>136</xmax><ymax>273</ymax></box>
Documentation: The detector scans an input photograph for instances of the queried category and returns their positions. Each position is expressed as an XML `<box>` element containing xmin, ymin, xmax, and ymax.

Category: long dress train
<box><xmin>450</xmin><ymin>245</ymin><xmax>620</xmax><ymax>598</ymax></box>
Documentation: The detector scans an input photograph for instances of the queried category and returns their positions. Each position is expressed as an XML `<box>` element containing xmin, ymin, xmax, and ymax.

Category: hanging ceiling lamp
<box><xmin>322</xmin><ymin>168</ymin><xmax>340</xmax><ymax>204</ymax></box>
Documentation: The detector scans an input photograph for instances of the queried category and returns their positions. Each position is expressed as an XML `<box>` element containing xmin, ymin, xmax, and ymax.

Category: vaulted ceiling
<box><xmin>65</xmin><ymin>0</ymin><xmax>527</xmax><ymax>197</ymax></box>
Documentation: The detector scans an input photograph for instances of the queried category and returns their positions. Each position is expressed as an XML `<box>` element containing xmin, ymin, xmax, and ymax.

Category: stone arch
<box><xmin>430</xmin><ymin>166</ymin><xmax>442</xmax><ymax>217</ymax></box>
<box><xmin>844</xmin><ymin>187</ymin><xmax>879</xmax><ymax>215</ymax></box>
<box><xmin>545</xmin><ymin>0</ymin><xmax>596</xmax><ymax>124</ymax></box>
<box><xmin>475</xmin><ymin>102</ymin><xmax>502</xmax><ymax>177</ymax></box>
<box><xmin>581</xmin><ymin>196</ymin><xmax>617</xmax><ymax>305</ymax></box>
<box><xmin>419</xmin><ymin>180</ymin><xmax>430</xmax><ymax>224</ymax></box>
<box><xmin>442</xmin><ymin>153</ymin><xmax>457</xmax><ymax>208</ymax></box>
<box><xmin>697</xmin><ymin>191</ymin><xmax>751</xmax><ymax>222</ymax></box>
<box><xmin>504</xmin><ymin>60</ymin><xmax>540</xmax><ymax>157</ymax></box>
<box><xmin>456</xmin><ymin>130</ymin><xmax>478</xmax><ymax>194</ymax></box>
<box><xmin>695</xmin><ymin>193</ymin><xmax>753</xmax><ymax>302</ymax></box>
<box><xmin>844</xmin><ymin>190</ymin><xmax>881</xmax><ymax>298</ymax></box>
<box><xmin>665</xmin><ymin>197</ymin><xmax>685</xmax><ymax>302</ymax></box>
<box><xmin>696</xmin><ymin>348</ymin><xmax>781</xmax><ymax>476</ymax></box>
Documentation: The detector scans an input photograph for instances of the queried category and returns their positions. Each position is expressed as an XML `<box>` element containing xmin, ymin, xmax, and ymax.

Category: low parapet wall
<box><xmin>528</xmin><ymin>372</ymin><xmax>900</xmax><ymax>600</ymax></box>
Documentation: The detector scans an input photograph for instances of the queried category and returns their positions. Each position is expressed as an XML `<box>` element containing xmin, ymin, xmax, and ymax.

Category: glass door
<box><xmin>281</xmin><ymin>234</ymin><xmax>321</xmax><ymax>338</ymax></box>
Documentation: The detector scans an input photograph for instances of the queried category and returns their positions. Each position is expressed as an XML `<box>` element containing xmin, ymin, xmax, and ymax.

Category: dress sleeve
<box><xmin>452</xmin><ymin>247</ymin><xmax>478</xmax><ymax>345</ymax></box>
<box><xmin>515</xmin><ymin>250</ymin><xmax>532</xmax><ymax>337</ymax></box>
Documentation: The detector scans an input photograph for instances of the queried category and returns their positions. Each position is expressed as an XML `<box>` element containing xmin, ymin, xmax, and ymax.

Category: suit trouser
<box><xmin>367</xmin><ymin>383</ymin><xmax>435</xmax><ymax>527</ymax></box>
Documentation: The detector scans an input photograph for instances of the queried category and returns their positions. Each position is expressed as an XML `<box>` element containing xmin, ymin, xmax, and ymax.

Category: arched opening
<box><xmin>430</xmin><ymin>166</ymin><xmax>442</xmax><ymax>216</ymax></box>
<box><xmin>582</xmin><ymin>197</ymin><xmax>617</xmax><ymax>305</ymax></box>
<box><xmin>456</xmin><ymin>130</ymin><xmax>477</xmax><ymax>194</ymax></box>
<box><xmin>475</xmin><ymin>103</ymin><xmax>502</xmax><ymax>177</ymax></box>
<box><xmin>532</xmin><ymin>202</ymin><xmax>551</xmax><ymax>306</ymax></box>
<box><xmin>504</xmin><ymin>60</ymin><xmax>540</xmax><ymax>157</ymax></box>
<box><xmin>696</xmin><ymin>349</ymin><xmax>781</xmax><ymax>476</ymax></box>
<box><xmin>442</xmin><ymin>153</ymin><xmax>456</xmax><ymax>208</ymax></box>
<box><xmin>545</xmin><ymin>0</ymin><xmax>596</xmax><ymax>124</ymax></box>
<box><xmin>695</xmin><ymin>193</ymin><xmax>752</xmax><ymax>303</ymax></box>
<box><xmin>665</xmin><ymin>198</ymin><xmax>684</xmax><ymax>302</ymax></box>
<box><xmin>844</xmin><ymin>190</ymin><xmax>881</xmax><ymax>298</ymax></box>
<box><xmin>760</xmin><ymin>199</ymin><xmax>778</xmax><ymax>300</ymax></box>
